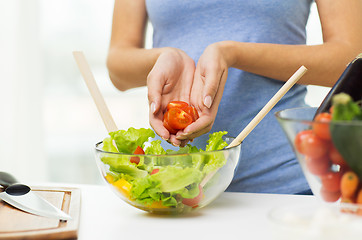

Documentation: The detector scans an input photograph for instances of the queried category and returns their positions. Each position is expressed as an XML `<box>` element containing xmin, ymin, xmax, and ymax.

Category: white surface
<box><xmin>74</xmin><ymin>184</ymin><xmax>317</xmax><ymax>240</ymax></box>
<box><xmin>269</xmin><ymin>203</ymin><xmax>362</xmax><ymax>240</ymax></box>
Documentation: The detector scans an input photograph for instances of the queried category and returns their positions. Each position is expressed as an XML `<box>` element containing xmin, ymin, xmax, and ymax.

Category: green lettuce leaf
<box><xmin>205</xmin><ymin>131</ymin><xmax>228</xmax><ymax>151</ymax></box>
<box><xmin>173</xmin><ymin>182</ymin><xmax>200</xmax><ymax>199</ymax></box>
<box><xmin>144</xmin><ymin>140</ymin><xmax>166</xmax><ymax>155</ymax></box>
<box><xmin>332</xmin><ymin>93</ymin><xmax>362</xmax><ymax>121</ymax></box>
<box><xmin>130</xmin><ymin>175</ymin><xmax>179</xmax><ymax>207</ymax></box>
<box><xmin>130</xmin><ymin>176</ymin><xmax>162</xmax><ymax>205</ymax></box>
<box><xmin>202</xmin><ymin>131</ymin><xmax>228</xmax><ymax>174</ymax></box>
<box><xmin>102</xmin><ymin>137</ymin><xmax>118</xmax><ymax>153</ymax></box>
<box><xmin>110</xmin><ymin>127</ymin><xmax>155</xmax><ymax>154</ymax></box>
<box><xmin>151</xmin><ymin>166</ymin><xmax>203</xmax><ymax>192</ymax></box>
<box><xmin>109</xmin><ymin>165</ymin><xmax>148</xmax><ymax>178</ymax></box>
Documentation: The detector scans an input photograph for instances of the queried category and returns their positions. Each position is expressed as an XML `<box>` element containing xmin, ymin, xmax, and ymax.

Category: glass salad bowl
<box><xmin>275</xmin><ymin>107</ymin><xmax>362</xmax><ymax>213</ymax></box>
<box><xmin>94</xmin><ymin>130</ymin><xmax>241</xmax><ymax>215</ymax></box>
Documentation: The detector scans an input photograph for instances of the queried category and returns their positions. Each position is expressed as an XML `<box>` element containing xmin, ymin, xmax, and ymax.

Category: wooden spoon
<box><xmin>73</xmin><ymin>51</ymin><xmax>119</xmax><ymax>150</ymax></box>
<box><xmin>201</xmin><ymin>65</ymin><xmax>308</xmax><ymax>187</ymax></box>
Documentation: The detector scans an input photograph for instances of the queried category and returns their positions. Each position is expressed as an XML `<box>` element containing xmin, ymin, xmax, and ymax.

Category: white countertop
<box><xmin>76</xmin><ymin>184</ymin><xmax>317</xmax><ymax>240</ymax></box>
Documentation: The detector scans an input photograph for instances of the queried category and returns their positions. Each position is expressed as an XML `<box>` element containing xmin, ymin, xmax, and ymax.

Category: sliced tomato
<box><xmin>184</xmin><ymin>106</ymin><xmax>199</xmax><ymax>122</ymax></box>
<box><xmin>313</xmin><ymin>112</ymin><xmax>332</xmax><ymax>140</ymax></box>
<box><xmin>166</xmin><ymin>101</ymin><xmax>188</xmax><ymax>111</ymax></box>
<box><xmin>163</xmin><ymin>111</ymin><xmax>178</xmax><ymax>134</ymax></box>
<box><xmin>130</xmin><ymin>146</ymin><xmax>144</xmax><ymax>164</ymax></box>
<box><xmin>163</xmin><ymin>101</ymin><xmax>199</xmax><ymax>134</ymax></box>
<box><xmin>167</xmin><ymin>108</ymin><xmax>193</xmax><ymax>130</ymax></box>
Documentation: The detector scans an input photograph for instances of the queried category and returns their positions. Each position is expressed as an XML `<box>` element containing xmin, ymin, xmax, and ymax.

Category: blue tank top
<box><xmin>146</xmin><ymin>0</ymin><xmax>313</xmax><ymax>194</ymax></box>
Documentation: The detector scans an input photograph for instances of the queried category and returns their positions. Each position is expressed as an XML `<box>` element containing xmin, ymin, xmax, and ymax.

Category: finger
<box><xmin>183</xmin><ymin>122</ymin><xmax>213</xmax><ymax>140</ymax></box>
<box><xmin>179</xmin><ymin>139</ymin><xmax>190</xmax><ymax>147</ymax></box>
<box><xmin>176</xmin><ymin>114</ymin><xmax>213</xmax><ymax>140</ymax></box>
<box><xmin>200</xmin><ymin>66</ymin><xmax>224</xmax><ymax>109</ymax></box>
<box><xmin>149</xmin><ymin>110</ymin><xmax>170</xmax><ymax>140</ymax></box>
<box><xmin>178</xmin><ymin>63</ymin><xmax>195</xmax><ymax>102</ymax></box>
<box><xmin>147</xmin><ymin>69</ymin><xmax>165</xmax><ymax>114</ymax></box>
<box><xmin>184</xmin><ymin>126</ymin><xmax>212</xmax><ymax>140</ymax></box>
<box><xmin>169</xmin><ymin>138</ymin><xmax>189</xmax><ymax>148</ymax></box>
<box><xmin>169</xmin><ymin>134</ymin><xmax>182</xmax><ymax>147</ymax></box>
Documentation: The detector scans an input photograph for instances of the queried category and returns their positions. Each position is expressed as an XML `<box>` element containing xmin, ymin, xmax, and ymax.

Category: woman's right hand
<box><xmin>148</xmin><ymin>48</ymin><xmax>196</xmax><ymax>145</ymax></box>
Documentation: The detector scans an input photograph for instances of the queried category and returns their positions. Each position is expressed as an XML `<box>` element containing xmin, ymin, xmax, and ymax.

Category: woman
<box><xmin>106</xmin><ymin>0</ymin><xmax>362</xmax><ymax>193</ymax></box>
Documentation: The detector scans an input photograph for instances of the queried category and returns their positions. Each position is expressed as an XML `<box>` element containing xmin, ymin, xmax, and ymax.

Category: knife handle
<box><xmin>316</xmin><ymin>55</ymin><xmax>362</xmax><ymax>116</ymax></box>
<box><xmin>0</xmin><ymin>172</ymin><xmax>18</xmax><ymax>188</ymax></box>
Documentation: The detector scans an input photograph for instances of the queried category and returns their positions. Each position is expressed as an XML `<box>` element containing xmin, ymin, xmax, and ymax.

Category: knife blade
<box><xmin>0</xmin><ymin>172</ymin><xmax>72</xmax><ymax>221</ymax></box>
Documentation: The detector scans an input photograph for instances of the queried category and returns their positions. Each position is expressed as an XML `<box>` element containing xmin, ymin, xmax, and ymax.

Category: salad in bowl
<box><xmin>95</xmin><ymin>128</ymin><xmax>241</xmax><ymax>214</ymax></box>
<box><xmin>276</xmin><ymin>93</ymin><xmax>362</xmax><ymax>214</ymax></box>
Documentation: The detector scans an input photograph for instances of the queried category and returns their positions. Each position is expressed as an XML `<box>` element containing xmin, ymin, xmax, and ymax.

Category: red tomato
<box><xmin>184</xmin><ymin>106</ymin><xmax>199</xmax><ymax>122</ymax></box>
<box><xmin>163</xmin><ymin>111</ymin><xmax>178</xmax><ymax>134</ymax></box>
<box><xmin>321</xmin><ymin>171</ymin><xmax>342</xmax><ymax>192</ymax></box>
<box><xmin>163</xmin><ymin>101</ymin><xmax>199</xmax><ymax>134</ymax></box>
<box><xmin>167</xmin><ymin>108</ymin><xmax>193</xmax><ymax>130</ymax></box>
<box><xmin>329</xmin><ymin>144</ymin><xmax>347</xmax><ymax>167</ymax></box>
<box><xmin>130</xmin><ymin>146</ymin><xmax>144</xmax><ymax>164</ymax></box>
<box><xmin>295</xmin><ymin>130</ymin><xmax>329</xmax><ymax>158</ymax></box>
<box><xmin>305</xmin><ymin>156</ymin><xmax>330</xmax><ymax>176</ymax></box>
<box><xmin>313</xmin><ymin>112</ymin><xmax>332</xmax><ymax>140</ymax></box>
<box><xmin>182</xmin><ymin>185</ymin><xmax>203</xmax><ymax>207</ymax></box>
<box><xmin>166</xmin><ymin>101</ymin><xmax>188</xmax><ymax>111</ymax></box>
<box><xmin>295</xmin><ymin>130</ymin><xmax>313</xmax><ymax>154</ymax></box>
<box><xmin>150</xmin><ymin>169</ymin><xmax>159</xmax><ymax>175</ymax></box>
<box><xmin>320</xmin><ymin>187</ymin><xmax>341</xmax><ymax>202</ymax></box>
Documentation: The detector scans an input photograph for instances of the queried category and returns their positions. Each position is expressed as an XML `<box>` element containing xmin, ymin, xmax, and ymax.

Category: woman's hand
<box><xmin>148</xmin><ymin>48</ymin><xmax>196</xmax><ymax>145</ymax></box>
<box><xmin>176</xmin><ymin>42</ymin><xmax>235</xmax><ymax>141</ymax></box>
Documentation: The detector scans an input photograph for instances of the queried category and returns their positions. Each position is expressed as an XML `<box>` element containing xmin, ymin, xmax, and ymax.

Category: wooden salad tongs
<box><xmin>72</xmin><ymin>50</ymin><xmax>309</xmax><ymax>188</ymax></box>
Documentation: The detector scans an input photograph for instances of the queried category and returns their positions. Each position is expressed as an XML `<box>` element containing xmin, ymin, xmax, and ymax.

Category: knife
<box><xmin>0</xmin><ymin>172</ymin><xmax>72</xmax><ymax>221</ymax></box>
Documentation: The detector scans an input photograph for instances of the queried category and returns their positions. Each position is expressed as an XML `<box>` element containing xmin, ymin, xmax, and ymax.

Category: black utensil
<box><xmin>0</xmin><ymin>171</ymin><xmax>18</xmax><ymax>187</ymax></box>
<box><xmin>314</xmin><ymin>54</ymin><xmax>362</xmax><ymax>178</ymax></box>
<box><xmin>0</xmin><ymin>172</ymin><xmax>31</xmax><ymax>195</ymax></box>
<box><xmin>316</xmin><ymin>54</ymin><xmax>362</xmax><ymax>116</ymax></box>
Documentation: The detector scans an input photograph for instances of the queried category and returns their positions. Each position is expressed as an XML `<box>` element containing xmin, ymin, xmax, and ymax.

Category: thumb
<box><xmin>147</xmin><ymin>70</ymin><xmax>164</xmax><ymax>114</ymax></box>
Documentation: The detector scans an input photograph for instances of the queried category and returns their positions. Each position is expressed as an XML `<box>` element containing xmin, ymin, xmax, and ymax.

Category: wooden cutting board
<box><xmin>0</xmin><ymin>186</ymin><xmax>81</xmax><ymax>240</ymax></box>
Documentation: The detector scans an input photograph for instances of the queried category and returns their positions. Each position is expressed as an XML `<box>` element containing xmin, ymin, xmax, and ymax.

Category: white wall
<box><xmin>0</xmin><ymin>0</ymin><xmax>47</xmax><ymax>182</ymax></box>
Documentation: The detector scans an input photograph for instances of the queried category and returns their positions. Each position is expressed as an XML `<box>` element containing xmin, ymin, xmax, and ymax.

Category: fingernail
<box><xmin>162</xmin><ymin>136</ymin><xmax>168</xmax><ymax>141</ymax></box>
<box><xmin>151</xmin><ymin>102</ymin><xmax>156</xmax><ymax>114</ymax></box>
<box><xmin>176</xmin><ymin>135</ymin><xmax>186</xmax><ymax>140</ymax></box>
<box><xmin>204</xmin><ymin>95</ymin><xmax>212</xmax><ymax>108</ymax></box>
